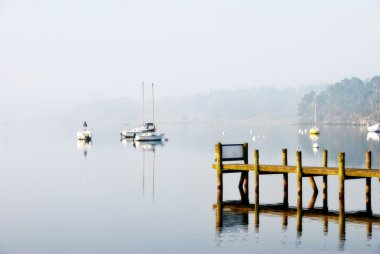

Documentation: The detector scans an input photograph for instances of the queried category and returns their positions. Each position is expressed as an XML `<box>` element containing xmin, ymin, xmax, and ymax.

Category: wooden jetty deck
<box><xmin>212</xmin><ymin>143</ymin><xmax>380</xmax><ymax>215</ymax></box>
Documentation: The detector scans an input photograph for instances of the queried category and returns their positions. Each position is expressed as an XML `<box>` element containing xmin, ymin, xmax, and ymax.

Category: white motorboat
<box><xmin>121</xmin><ymin>122</ymin><xmax>156</xmax><ymax>138</ymax></box>
<box><xmin>367</xmin><ymin>122</ymin><xmax>380</xmax><ymax>132</ymax></box>
<box><xmin>77</xmin><ymin>121</ymin><xmax>92</xmax><ymax>141</ymax></box>
<box><xmin>135</xmin><ymin>131</ymin><xmax>164</xmax><ymax>142</ymax></box>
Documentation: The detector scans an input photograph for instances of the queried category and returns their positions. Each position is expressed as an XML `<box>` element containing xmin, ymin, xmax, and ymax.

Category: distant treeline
<box><xmin>298</xmin><ymin>76</ymin><xmax>380</xmax><ymax>125</ymax></box>
<box><xmin>68</xmin><ymin>86</ymin><xmax>319</xmax><ymax>124</ymax></box>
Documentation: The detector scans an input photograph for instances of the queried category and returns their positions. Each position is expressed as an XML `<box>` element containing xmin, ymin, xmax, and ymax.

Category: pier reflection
<box><xmin>214</xmin><ymin>190</ymin><xmax>379</xmax><ymax>248</ymax></box>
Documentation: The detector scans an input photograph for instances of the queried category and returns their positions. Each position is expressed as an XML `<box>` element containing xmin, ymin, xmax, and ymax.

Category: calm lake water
<box><xmin>0</xmin><ymin>122</ymin><xmax>379</xmax><ymax>253</ymax></box>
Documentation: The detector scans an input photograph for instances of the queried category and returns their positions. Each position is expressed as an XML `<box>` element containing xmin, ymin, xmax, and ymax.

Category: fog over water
<box><xmin>1</xmin><ymin>0</ymin><xmax>380</xmax><ymax>123</ymax></box>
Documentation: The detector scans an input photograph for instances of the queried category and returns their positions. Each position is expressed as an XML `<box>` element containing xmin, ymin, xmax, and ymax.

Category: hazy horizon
<box><xmin>1</xmin><ymin>0</ymin><xmax>380</xmax><ymax>121</ymax></box>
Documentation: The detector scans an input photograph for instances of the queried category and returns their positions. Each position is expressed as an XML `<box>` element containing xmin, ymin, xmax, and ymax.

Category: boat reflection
<box><xmin>77</xmin><ymin>140</ymin><xmax>92</xmax><ymax>157</ymax></box>
<box><xmin>121</xmin><ymin>138</ymin><xmax>164</xmax><ymax>151</ymax></box>
<box><xmin>135</xmin><ymin>140</ymin><xmax>164</xmax><ymax>151</ymax></box>
<box><xmin>367</xmin><ymin>132</ymin><xmax>380</xmax><ymax>142</ymax></box>
<box><xmin>121</xmin><ymin>137</ymin><xmax>135</xmax><ymax>146</ymax></box>
<box><xmin>77</xmin><ymin>140</ymin><xmax>92</xmax><ymax>195</ymax></box>
<box><xmin>309</xmin><ymin>133</ymin><xmax>319</xmax><ymax>141</ymax></box>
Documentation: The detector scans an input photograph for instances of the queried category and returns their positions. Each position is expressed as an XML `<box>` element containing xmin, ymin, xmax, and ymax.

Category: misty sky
<box><xmin>0</xmin><ymin>0</ymin><xmax>379</xmax><ymax>109</ymax></box>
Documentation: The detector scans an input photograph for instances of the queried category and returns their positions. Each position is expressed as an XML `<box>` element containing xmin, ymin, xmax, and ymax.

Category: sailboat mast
<box><xmin>142</xmin><ymin>82</ymin><xmax>145</xmax><ymax>126</ymax></box>
<box><xmin>314</xmin><ymin>96</ymin><xmax>317</xmax><ymax>127</ymax></box>
<box><xmin>152</xmin><ymin>83</ymin><xmax>155</xmax><ymax>124</ymax></box>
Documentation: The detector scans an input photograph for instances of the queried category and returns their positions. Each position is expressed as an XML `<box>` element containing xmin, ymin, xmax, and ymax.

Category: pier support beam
<box><xmin>282</xmin><ymin>148</ymin><xmax>288</xmax><ymax>208</ymax></box>
<box><xmin>338</xmin><ymin>152</ymin><xmax>345</xmax><ymax>242</ymax></box>
<box><xmin>296</xmin><ymin>151</ymin><xmax>303</xmax><ymax>236</ymax></box>
<box><xmin>216</xmin><ymin>143</ymin><xmax>223</xmax><ymax>190</ymax></box>
<box><xmin>296</xmin><ymin>151</ymin><xmax>303</xmax><ymax>209</ymax></box>
<box><xmin>254</xmin><ymin>149</ymin><xmax>260</xmax><ymax>229</ymax></box>
<box><xmin>216</xmin><ymin>189</ymin><xmax>223</xmax><ymax>228</ymax></box>
<box><xmin>239</xmin><ymin>143</ymin><xmax>249</xmax><ymax>204</ymax></box>
<box><xmin>366</xmin><ymin>151</ymin><xmax>372</xmax><ymax>216</ymax></box>
<box><xmin>322</xmin><ymin>150</ymin><xmax>328</xmax><ymax>211</ymax></box>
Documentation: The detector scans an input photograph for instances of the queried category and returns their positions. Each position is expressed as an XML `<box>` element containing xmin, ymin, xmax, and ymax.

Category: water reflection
<box><xmin>121</xmin><ymin>139</ymin><xmax>165</xmax><ymax>199</ymax></box>
<box><xmin>77</xmin><ymin>140</ymin><xmax>92</xmax><ymax>194</ymax></box>
<box><xmin>214</xmin><ymin>190</ymin><xmax>380</xmax><ymax>250</ymax></box>
<box><xmin>77</xmin><ymin>140</ymin><xmax>92</xmax><ymax>157</ymax></box>
<box><xmin>367</xmin><ymin>132</ymin><xmax>380</xmax><ymax>142</ymax></box>
<box><xmin>135</xmin><ymin>140</ymin><xmax>164</xmax><ymax>152</ymax></box>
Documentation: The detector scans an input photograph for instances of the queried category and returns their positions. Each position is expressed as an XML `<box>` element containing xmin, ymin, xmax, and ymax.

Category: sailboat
<box><xmin>367</xmin><ymin>85</ymin><xmax>380</xmax><ymax>132</ymax></box>
<box><xmin>135</xmin><ymin>83</ymin><xmax>164</xmax><ymax>142</ymax></box>
<box><xmin>77</xmin><ymin>121</ymin><xmax>92</xmax><ymax>141</ymax></box>
<box><xmin>121</xmin><ymin>82</ymin><xmax>157</xmax><ymax>138</ymax></box>
<box><xmin>309</xmin><ymin>96</ymin><xmax>320</xmax><ymax>135</ymax></box>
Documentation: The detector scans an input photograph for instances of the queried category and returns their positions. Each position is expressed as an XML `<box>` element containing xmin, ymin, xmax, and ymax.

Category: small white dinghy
<box><xmin>77</xmin><ymin>121</ymin><xmax>92</xmax><ymax>141</ymax></box>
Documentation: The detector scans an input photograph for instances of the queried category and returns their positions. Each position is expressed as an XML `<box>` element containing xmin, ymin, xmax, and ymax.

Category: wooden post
<box><xmin>296</xmin><ymin>150</ymin><xmax>302</xmax><ymax>237</ymax></box>
<box><xmin>338</xmin><ymin>152</ymin><xmax>345</xmax><ymax>214</ymax></box>
<box><xmin>254</xmin><ymin>149</ymin><xmax>260</xmax><ymax>229</ymax></box>
<box><xmin>282</xmin><ymin>148</ymin><xmax>288</xmax><ymax>208</ymax></box>
<box><xmin>308</xmin><ymin>177</ymin><xmax>318</xmax><ymax>194</ymax></box>
<box><xmin>322</xmin><ymin>149</ymin><xmax>328</xmax><ymax>211</ymax></box>
<box><xmin>241</xmin><ymin>143</ymin><xmax>249</xmax><ymax>203</ymax></box>
<box><xmin>366</xmin><ymin>150</ymin><xmax>372</xmax><ymax>216</ymax></box>
<box><xmin>338</xmin><ymin>152</ymin><xmax>345</xmax><ymax>240</ymax></box>
<box><xmin>339</xmin><ymin>212</ymin><xmax>346</xmax><ymax>243</ymax></box>
<box><xmin>296</xmin><ymin>151</ymin><xmax>303</xmax><ymax>209</ymax></box>
<box><xmin>308</xmin><ymin>192</ymin><xmax>318</xmax><ymax>209</ymax></box>
<box><xmin>216</xmin><ymin>143</ymin><xmax>223</xmax><ymax>190</ymax></box>
<box><xmin>216</xmin><ymin>189</ymin><xmax>223</xmax><ymax>228</ymax></box>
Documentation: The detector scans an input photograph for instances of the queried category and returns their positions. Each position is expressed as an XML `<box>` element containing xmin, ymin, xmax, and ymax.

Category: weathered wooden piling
<box><xmin>254</xmin><ymin>149</ymin><xmax>260</xmax><ymax>207</ymax></box>
<box><xmin>239</xmin><ymin>143</ymin><xmax>249</xmax><ymax>204</ymax></box>
<box><xmin>216</xmin><ymin>189</ymin><xmax>223</xmax><ymax>228</ymax></box>
<box><xmin>338</xmin><ymin>152</ymin><xmax>345</xmax><ymax>215</ymax></box>
<box><xmin>366</xmin><ymin>151</ymin><xmax>372</xmax><ymax>216</ymax></box>
<box><xmin>254</xmin><ymin>149</ymin><xmax>260</xmax><ymax>229</ymax></box>
<box><xmin>215</xmin><ymin>143</ymin><xmax>223</xmax><ymax>190</ymax></box>
<box><xmin>282</xmin><ymin>148</ymin><xmax>288</xmax><ymax>208</ymax></box>
<box><xmin>322</xmin><ymin>149</ymin><xmax>328</xmax><ymax>211</ymax></box>
<box><xmin>296</xmin><ymin>150</ymin><xmax>303</xmax><ymax>237</ymax></box>
<box><xmin>296</xmin><ymin>151</ymin><xmax>302</xmax><ymax>210</ymax></box>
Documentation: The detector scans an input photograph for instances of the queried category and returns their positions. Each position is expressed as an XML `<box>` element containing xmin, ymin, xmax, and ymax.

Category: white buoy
<box><xmin>249</xmin><ymin>129</ymin><xmax>254</xmax><ymax>134</ymax></box>
<box><xmin>313</xmin><ymin>143</ymin><xmax>319</xmax><ymax>148</ymax></box>
<box><xmin>222</xmin><ymin>130</ymin><xmax>227</xmax><ymax>136</ymax></box>
<box><xmin>252</xmin><ymin>136</ymin><xmax>256</xmax><ymax>141</ymax></box>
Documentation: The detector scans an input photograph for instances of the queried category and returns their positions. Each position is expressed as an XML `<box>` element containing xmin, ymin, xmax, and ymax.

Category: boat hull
<box><xmin>134</xmin><ymin>132</ymin><xmax>164</xmax><ymax>141</ymax></box>
<box><xmin>367</xmin><ymin>123</ymin><xmax>380</xmax><ymax>132</ymax></box>
<box><xmin>309</xmin><ymin>127</ymin><xmax>320</xmax><ymax>135</ymax></box>
<box><xmin>77</xmin><ymin>130</ymin><xmax>92</xmax><ymax>141</ymax></box>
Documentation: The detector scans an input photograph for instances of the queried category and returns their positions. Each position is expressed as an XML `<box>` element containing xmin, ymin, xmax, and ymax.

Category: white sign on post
<box><xmin>222</xmin><ymin>145</ymin><xmax>244</xmax><ymax>161</ymax></box>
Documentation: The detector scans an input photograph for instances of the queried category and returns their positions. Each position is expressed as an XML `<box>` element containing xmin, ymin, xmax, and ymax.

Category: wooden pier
<box><xmin>212</xmin><ymin>143</ymin><xmax>380</xmax><ymax>216</ymax></box>
<box><xmin>212</xmin><ymin>143</ymin><xmax>380</xmax><ymax>242</ymax></box>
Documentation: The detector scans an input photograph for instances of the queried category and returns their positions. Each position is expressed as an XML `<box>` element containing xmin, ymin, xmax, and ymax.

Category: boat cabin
<box><xmin>144</xmin><ymin>122</ymin><xmax>156</xmax><ymax>131</ymax></box>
